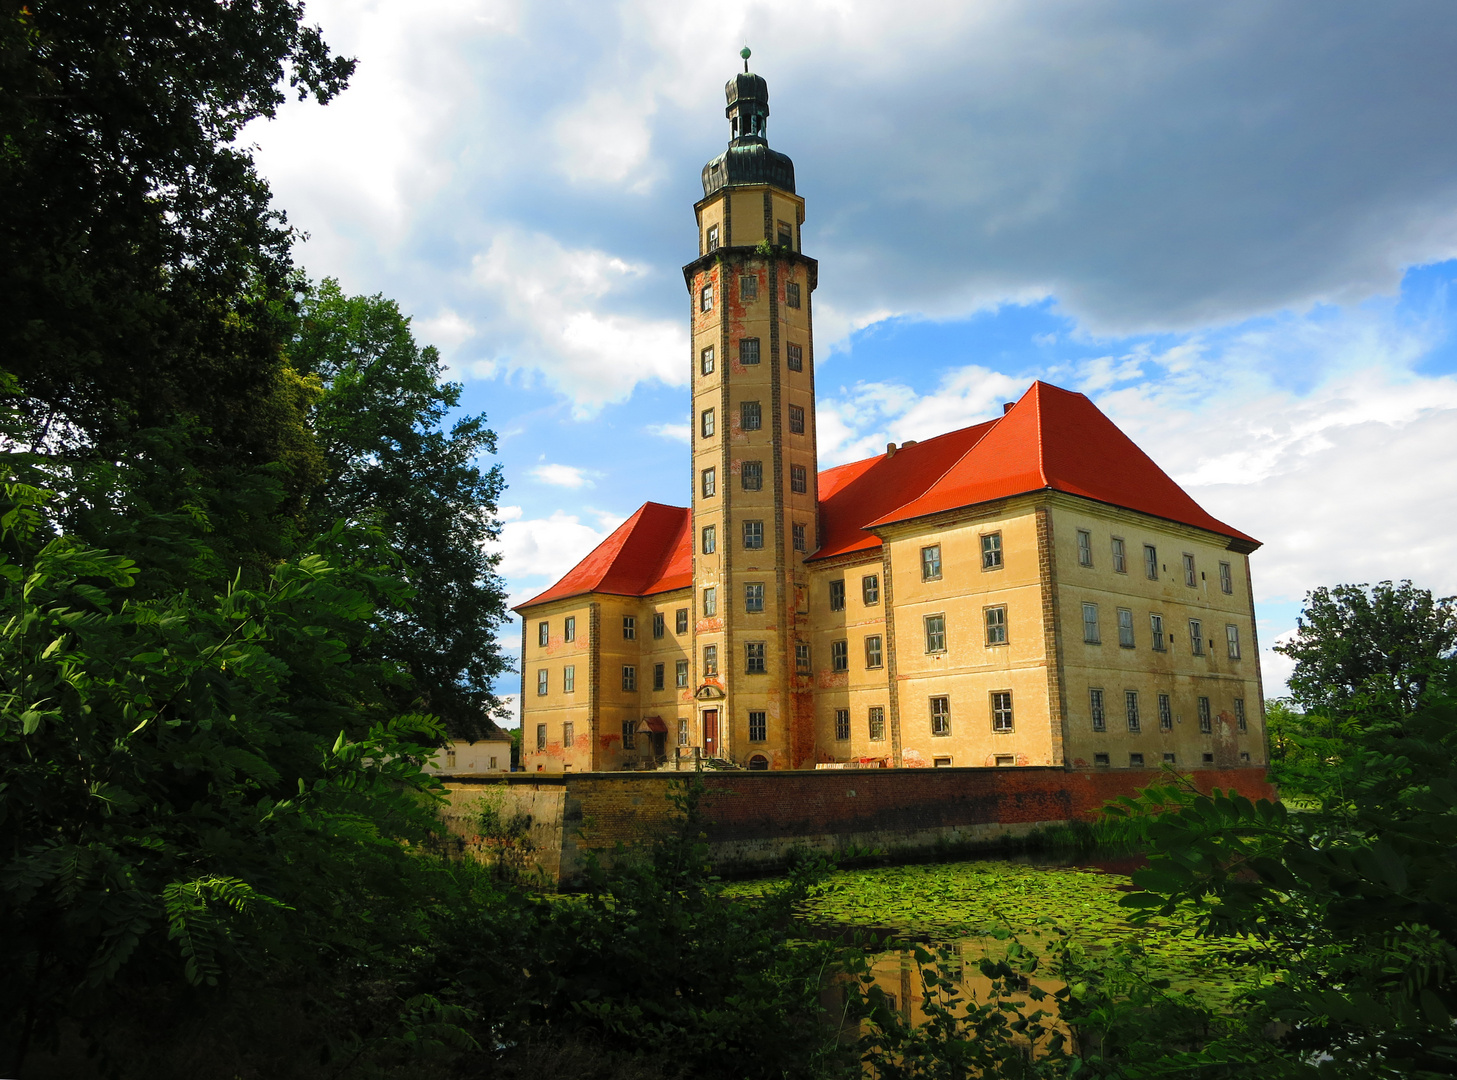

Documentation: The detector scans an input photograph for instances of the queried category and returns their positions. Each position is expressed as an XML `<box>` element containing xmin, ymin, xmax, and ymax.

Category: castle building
<box><xmin>516</xmin><ymin>66</ymin><xmax>1265</xmax><ymax>774</ymax></box>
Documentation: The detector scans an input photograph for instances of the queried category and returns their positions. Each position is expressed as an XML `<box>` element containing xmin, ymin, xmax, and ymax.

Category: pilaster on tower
<box><xmin>684</xmin><ymin>59</ymin><xmax>819</xmax><ymax>770</ymax></box>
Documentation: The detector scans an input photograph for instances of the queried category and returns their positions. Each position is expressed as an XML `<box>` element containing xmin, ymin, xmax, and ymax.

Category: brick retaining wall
<box><xmin>443</xmin><ymin>766</ymin><xmax>1275</xmax><ymax>886</ymax></box>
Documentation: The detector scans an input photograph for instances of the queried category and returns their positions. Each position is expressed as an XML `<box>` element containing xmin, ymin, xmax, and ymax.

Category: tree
<box><xmin>1275</xmin><ymin>581</ymin><xmax>1457</xmax><ymax>718</ymax></box>
<box><xmin>289</xmin><ymin>279</ymin><xmax>510</xmax><ymax>736</ymax></box>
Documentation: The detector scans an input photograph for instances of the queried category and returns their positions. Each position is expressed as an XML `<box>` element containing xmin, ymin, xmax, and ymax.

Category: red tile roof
<box><xmin>515</xmin><ymin>381</ymin><xmax>1257</xmax><ymax>609</ymax></box>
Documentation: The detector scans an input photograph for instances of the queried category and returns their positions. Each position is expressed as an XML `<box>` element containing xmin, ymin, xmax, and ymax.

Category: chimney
<box><xmin>886</xmin><ymin>442</ymin><xmax>897</xmax><ymax>458</ymax></box>
<box><xmin>1002</xmin><ymin>402</ymin><xmax>1015</xmax><ymax>414</ymax></box>
<box><xmin>901</xmin><ymin>440</ymin><xmax>917</xmax><ymax>448</ymax></box>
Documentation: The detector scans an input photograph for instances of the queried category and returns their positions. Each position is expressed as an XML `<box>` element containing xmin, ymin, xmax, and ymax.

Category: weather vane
<box><xmin>741</xmin><ymin>45</ymin><xmax>751</xmax><ymax>72</ymax></box>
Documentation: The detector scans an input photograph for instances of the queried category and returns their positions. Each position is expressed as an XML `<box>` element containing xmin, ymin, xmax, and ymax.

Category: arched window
<box><xmin>748</xmin><ymin>754</ymin><xmax>769</xmax><ymax>771</ymax></box>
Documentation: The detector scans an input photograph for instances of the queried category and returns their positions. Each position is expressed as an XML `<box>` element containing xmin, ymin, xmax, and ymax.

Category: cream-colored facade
<box><xmin>517</xmin><ymin>67</ymin><xmax>1265</xmax><ymax>775</ymax></box>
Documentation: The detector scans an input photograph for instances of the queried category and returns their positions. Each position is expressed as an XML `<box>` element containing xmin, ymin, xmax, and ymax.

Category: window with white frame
<box><xmin>701</xmin><ymin>467</ymin><xmax>716</xmax><ymax>498</ymax></box>
<box><xmin>1144</xmin><ymin>544</ymin><xmax>1159</xmax><ymax>580</ymax></box>
<box><xmin>622</xmin><ymin>720</ymin><xmax>636</xmax><ymax>749</ymax></box>
<box><xmin>621</xmin><ymin>665</ymin><xmax>636</xmax><ymax>691</ymax></box>
<box><xmin>1117</xmin><ymin>608</ymin><xmax>1135</xmax><ymax>648</ymax></box>
<box><xmin>831</xmin><ymin>640</ymin><xmax>848</xmax><ymax>672</ymax></box>
<box><xmin>675</xmin><ymin>660</ymin><xmax>688</xmax><ymax>688</ymax></box>
<box><xmin>538</xmin><ymin>621</ymin><xmax>549</xmax><ymax>647</ymax></box>
<box><xmin>985</xmin><ymin>605</ymin><xmax>1008</xmax><ymax>646</ymax></box>
<box><xmin>678</xmin><ymin>717</ymin><xmax>690</xmax><ymax>746</ymax></box>
<box><xmin>1158</xmin><ymin>693</ymin><xmax>1172</xmax><ymax>730</ymax></box>
<box><xmin>869</xmin><ymin>706</ymin><xmax>886</xmax><ymax>741</ymax></box>
<box><xmin>742</xmin><ymin>519</ymin><xmax>764</xmax><ymax>549</ymax></box>
<box><xmin>796</xmin><ymin>642</ymin><xmax>811</xmax><ymax>674</ymax></box>
<box><xmin>1083</xmin><ymin>602</ymin><xmax>1101</xmax><ymax>644</ymax></box>
<box><xmin>1111</xmin><ymin>537</ymin><xmax>1127</xmax><ymax>573</ymax></box>
<box><xmin>1090</xmin><ymin>688</ymin><xmax>1106</xmax><ymax>731</ymax></box>
<box><xmin>991</xmin><ymin>691</ymin><xmax>1014</xmax><ymax>732</ymax></box>
<box><xmin>701</xmin><ymin>408</ymin><xmax>715</xmax><ymax>438</ymax></box>
<box><xmin>564</xmin><ymin>665</ymin><xmax>575</xmax><ymax>693</ymax></box>
<box><xmin>700</xmin><ymin>346</ymin><xmax>714</xmax><ymax>376</ymax></box>
<box><xmin>740</xmin><ymin>400</ymin><xmax>761</xmax><ymax>431</ymax></box>
<box><xmin>1226</xmin><ymin>624</ymin><xmax>1241</xmax><ymax>659</ymax></box>
<box><xmin>981</xmin><ymin>532</ymin><xmax>1003</xmax><ymax>569</ymax></box>
<box><xmin>701</xmin><ymin>525</ymin><xmax>715</xmax><ymax>554</ymax></box>
<box><xmin>790</xmin><ymin>464</ymin><xmax>807</xmax><ymax>493</ymax></box>
<box><xmin>1150</xmin><ymin>613</ymin><xmax>1165</xmax><ymax>651</ymax></box>
<box><xmin>835</xmin><ymin>709</ymin><xmax>850</xmax><ymax>740</ymax></box>
<box><xmin>1183</xmin><ymin>553</ymin><xmax>1197</xmax><ymax>588</ymax></box>
<box><xmin>1077</xmin><ymin>529</ymin><xmax>1093</xmax><ymax>567</ymax></box>
<box><xmin>828</xmin><ymin>579</ymin><xmax>845</xmax><ymax>611</ymax></box>
<box><xmin>1189</xmin><ymin>618</ymin><xmax>1204</xmax><ymax>656</ymax></box>
<box><xmin>653</xmin><ymin>612</ymin><xmax>665</xmax><ymax>639</ymax></box>
<box><xmin>745</xmin><ymin>641</ymin><xmax>766</xmax><ymax>674</ymax></box>
<box><xmin>930</xmin><ymin>696</ymin><xmax>951</xmax><ymax>736</ymax></box>
<box><xmin>536</xmin><ymin>723</ymin><xmax>546</xmax><ymax>750</ymax></box>
<box><xmin>623</xmin><ymin>616</ymin><xmax>635</xmax><ymax>640</ymax></box>
<box><xmin>537</xmin><ymin>669</ymin><xmax>548</xmax><ymax>696</ymax></box>
<box><xmin>676</xmin><ymin>608</ymin><xmax>688</xmax><ymax>634</ymax></box>
<box><xmin>744</xmin><ymin>582</ymin><xmax>764</xmax><ymax>613</ymax></box>
<box><xmin>921</xmin><ymin>544</ymin><xmax>942</xmax><ymax>581</ymax></box>
<box><xmin>748</xmin><ymin>710</ymin><xmax>767</xmax><ymax>741</ymax></box>
<box><xmin>789</xmin><ymin>405</ymin><xmax>805</xmax><ymax>434</ymax></box>
<box><xmin>564</xmin><ymin>615</ymin><xmax>575</xmax><ymax>642</ymax></box>
<box><xmin>1235</xmin><ymin>697</ymin><xmax>1247</xmax><ymax>733</ymax></box>
<box><xmin>1125</xmin><ymin>690</ymin><xmax>1140</xmax><ymax>732</ymax></box>
<box><xmin>862</xmin><ymin>575</ymin><xmax>880</xmax><ymax>605</ymax></box>
<box><xmin>739</xmin><ymin>337</ymin><xmax>760</xmax><ymax>364</ymax></box>
<box><xmin>865</xmin><ymin>635</ymin><xmax>883</xmax><ymax>669</ymax></box>
<box><xmin>741</xmin><ymin>461</ymin><xmax>763</xmax><ymax>491</ymax></box>
<box><xmin>787</xmin><ymin>343</ymin><xmax>803</xmax><ymax>371</ymax></box>
<box><xmin>700</xmin><ymin>283</ymin><xmax>713</xmax><ymax>312</ymax></box>
<box><xmin>792</xmin><ymin>522</ymin><xmax>807</xmax><ymax>552</ymax></box>
<box><xmin>925</xmin><ymin>613</ymin><xmax>947</xmax><ymax>653</ymax></box>
<box><xmin>703</xmin><ymin>587</ymin><xmax>717</xmax><ymax>616</ymax></box>
<box><xmin>706</xmin><ymin>224</ymin><xmax>719</xmax><ymax>251</ymax></box>
<box><xmin>1219</xmin><ymin>561</ymin><xmax>1233</xmax><ymax>594</ymax></box>
<box><xmin>703</xmin><ymin>644</ymin><xmax>718</xmax><ymax>676</ymax></box>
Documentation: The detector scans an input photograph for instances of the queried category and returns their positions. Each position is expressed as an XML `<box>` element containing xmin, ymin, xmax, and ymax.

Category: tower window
<box><xmin>701</xmin><ymin>408</ymin><xmax>715</xmax><ymax>438</ymax></box>
<box><xmin>930</xmin><ymin>696</ymin><xmax>951</xmax><ymax>737</ymax></box>
<box><xmin>745</xmin><ymin>642</ymin><xmax>766</xmax><ymax>674</ymax></box>
<box><xmin>777</xmin><ymin>220</ymin><xmax>793</xmax><ymax>247</ymax></box>
<box><xmin>701</xmin><ymin>468</ymin><xmax>716</xmax><ymax>498</ymax></box>
<box><xmin>676</xmin><ymin>608</ymin><xmax>688</xmax><ymax>634</ymax></box>
<box><xmin>1090</xmin><ymin>688</ymin><xmax>1106</xmax><ymax>731</ymax></box>
<box><xmin>796</xmin><ymin>643</ymin><xmax>811</xmax><ymax>674</ymax></box>
<box><xmin>787</xmin><ymin>343</ymin><xmax>803</xmax><ymax>371</ymax></box>
<box><xmin>828</xmin><ymin>580</ymin><xmax>845</xmax><ymax>611</ymax></box>
<box><xmin>706</xmin><ymin>224</ymin><xmax>719</xmax><ymax>251</ymax></box>
<box><xmin>703</xmin><ymin>587</ymin><xmax>717</xmax><ymax>617</ymax></box>
<box><xmin>676</xmin><ymin>660</ymin><xmax>689</xmax><ymax>688</ymax></box>
<box><xmin>703</xmin><ymin>644</ymin><xmax>718</xmax><ymax>675</ymax></box>
<box><xmin>700</xmin><ymin>283</ymin><xmax>713</xmax><ymax>312</ymax></box>
<box><xmin>1077</xmin><ymin>529</ymin><xmax>1093</xmax><ymax>567</ymax></box>
<box><xmin>742</xmin><ymin>519</ymin><xmax>764</xmax><ymax>549</ymax></box>
<box><xmin>739</xmin><ymin>337</ymin><xmax>760</xmax><ymax>364</ymax></box>
<box><xmin>741</xmin><ymin>401</ymin><xmax>761</xmax><ymax>431</ymax></box>
<box><xmin>862</xmin><ymin>574</ymin><xmax>880</xmax><ymax>605</ymax></box>
<box><xmin>701</xmin><ymin>525</ymin><xmax>715</xmax><ymax>554</ymax></box>
<box><xmin>992</xmin><ymin>691</ymin><xmax>1014</xmax><ymax>733</ymax></box>
<box><xmin>786</xmin><ymin>282</ymin><xmax>801</xmax><ymax>308</ymax></box>
<box><xmin>701</xmin><ymin>346</ymin><xmax>715</xmax><ymax>376</ymax></box>
<box><xmin>739</xmin><ymin>274</ymin><xmax>757</xmax><ymax>301</ymax></box>
<box><xmin>831</xmin><ymin>640</ymin><xmax>848</xmax><ymax>672</ymax></box>
<box><xmin>744</xmin><ymin>582</ymin><xmax>764</xmax><ymax>613</ymax></box>
<box><xmin>792</xmin><ymin>522</ymin><xmax>807</xmax><ymax>552</ymax></box>
<box><xmin>981</xmin><ymin>532</ymin><xmax>1003</xmax><ymax>569</ymax></box>
<box><xmin>868</xmin><ymin>706</ymin><xmax>886</xmax><ymax>741</ymax></box>
<box><xmin>748</xmin><ymin>710</ymin><xmax>767</xmax><ymax>741</ymax></box>
<box><xmin>790</xmin><ymin>465</ymin><xmax>807</xmax><ymax>493</ymax></box>
<box><xmin>741</xmin><ymin>461</ymin><xmax>763</xmax><ymax>491</ymax></box>
<box><xmin>1125</xmin><ymin>690</ymin><xmax>1140</xmax><ymax>732</ymax></box>
<box><xmin>835</xmin><ymin>709</ymin><xmax>850</xmax><ymax>741</ymax></box>
<box><xmin>865</xmin><ymin>635</ymin><xmax>883</xmax><ymax>669</ymax></box>
<box><xmin>789</xmin><ymin>405</ymin><xmax>805</xmax><ymax>434</ymax></box>
<box><xmin>653</xmin><ymin>612</ymin><xmax>665</xmax><ymax>639</ymax></box>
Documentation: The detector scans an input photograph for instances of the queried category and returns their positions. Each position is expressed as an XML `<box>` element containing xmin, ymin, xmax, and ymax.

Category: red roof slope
<box><xmin>869</xmin><ymin>382</ymin><xmax>1258</xmax><ymax>546</ymax></box>
<box><xmin>515</xmin><ymin>502</ymin><xmax>691</xmax><ymax>609</ymax></box>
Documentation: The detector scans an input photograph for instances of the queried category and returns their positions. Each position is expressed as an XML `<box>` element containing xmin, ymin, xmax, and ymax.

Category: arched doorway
<box><xmin>748</xmin><ymin>754</ymin><xmax>769</xmax><ymax>771</ymax></box>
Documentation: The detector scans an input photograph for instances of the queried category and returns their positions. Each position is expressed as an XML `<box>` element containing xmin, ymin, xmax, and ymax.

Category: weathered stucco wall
<box><xmin>442</xmin><ymin>766</ymin><xmax>1276</xmax><ymax>887</ymax></box>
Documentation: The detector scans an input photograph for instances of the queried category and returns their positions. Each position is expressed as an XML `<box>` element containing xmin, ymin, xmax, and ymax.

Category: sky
<box><xmin>243</xmin><ymin>0</ymin><xmax>1457</xmax><ymax>713</ymax></box>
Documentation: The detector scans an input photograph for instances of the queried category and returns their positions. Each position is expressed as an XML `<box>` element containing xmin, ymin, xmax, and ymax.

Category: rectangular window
<box><xmin>1129</xmin><ymin>753</ymin><xmax>1145</xmax><ymax>768</ymax></box>
<box><xmin>538</xmin><ymin>621</ymin><xmax>549</xmax><ymax>647</ymax></box>
<box><xmin>862</xmin><ymin>574</ymin><xmax>880</xmax><ymax>605</ymax></box>
<box><xmin>1198</xmin><ymin>696</ymin><xmax>1212</xmax><ymax>733</ymax></box>
<box><xmin>675</xmin><ymin>659</ymin><xmax>689</xmax><ymax>688</ymax></box>
<box><xmin>788</xmin><ymin>405</ymin><xmax>805</xmax><ymax>434</ymax></box>
<box><xmin>701</xmin><ymin>346</ymin><xmax>715</xmax><ymax>375</ymax></box>
<box><xmin>703</xmin><ymin>644</ymin><xmax>718</xmax><ymax>676</ymax></box>
<box><xmin>831</xmin><ymin>640</ymin><xmax>848</xmax><ymax>672</ymax></box>
<box><xmin>537</xmin><ymin>669</ymin><xmax>548</xmax><ymax>696</ymax></box>
<box><xmin>925</xmin><ymin>613</ymin><xmax>947</xmax><ymax>653</ymax></box>
<box><xmin>701</xmin><ymin>525</ymin><xmax>715</xmax><ymax>554</ymax></box>
<box><xmin>991</xmin><ymin>691</ymin><xmax>1014</xmax><ymax>732</ymax></box>
<box><xmin>1090</xmin><ymin>688</ymin><xmax>1106</xmax><ymax>731</ymax></box>
<box><xmin>701</xmin><ymin>408</ymin><xmax>715</xmax><ymax>438</ymax></box>
<box><xmin>1125</xmin><ymin>690</ymin><xmax>1140</xmax><ymax>732</ymax></box>
<box><xmin>742</xmin><ymin>519</ymin><xmax>764</xmax><ymax>549</ymax></box>
<box><xmin>787</xmin><ymin>343</ymin><xmax>804</xmax><ymax>371</ymax></box>
<box><xmin>741</xmin><ymin>400</ymin><xmax>761</xmax><ymax>431</ymax></box>
<box><xmin>981</xmin><ymin>532</ymin><xmax>1003</xmax><ymax>569</ymax></box>
<box><xmin>1219</xmin><ymin>561</ymin><xmax>1233</xmax><ymax>594</ymax></box>
<box><xmin>1150</xmin><ymin>613</ymin><xmax>1165</xmax><ymax>651</ymax></box>
<box><xmin>623</xmin><ymin>616</ymin><xmax>635</xmax><ymax>640</ymax></box>
<box><xmin>786</xmin><ymin>281</ymin><xmax>801</xmax><ymax>308</ymax></box>
<box><xmin>703</xmin><ymin>587</ymin><xmax>717</xmax><ymax>617</ymax></box>
<box><xmin>921</xmin><ymin>544</ymin><xmax>942</xmax><ymax>581</ymax></box>
<box><xmin>700</xmin><ymin>283</ymin><xmax>713</xmax><ymax>312</ymax></box>
<box><xmin>985</xmin><ymin>605</ymin><xmax>1008</xmax><ymax>646</ymax></box>
<box><xmin>1164</xmin><ymin>752</ymin><xmax>1177</xmax><ymax>764</ymax></box>
<box><xmin>865</xmin><ymin>635</ymin><xmax>883</xmax><ymax>669</ymax></box>
<box><xmin>739</xmin><ymin>337</ymin><xmax>760</xmax><ymax>365</ymax></box>
<box><xmin>1226</xmin><ymin>624</ymin><xmax>1241</xmax><ymax>659</ymax></box>
<box><xmin>748</xmin><ymin>710</ymin><xmax>767</xmax><ymax>742</ymax></box>
<box><xmin>1094</xmin><ymin>752</ymin><xmax>1110</xmax><ymax>767</ymax></box>
<box><xmin>792</xmin><ymin>522</ymin><xmax>807</xmax><ymax>552</ymax></box>
<box><xmin>1144</xmin><ymin>544</ymin><xmax>1159</xmax><ymax>580</ymax></box>
<box><xmin>790</xmin><ymin>464</ymin><xmax>807</xmax><ymax>493</ymax></box>
<box><xmin>653</xmin><ymin>612</ymin><xmax>665</xmax><ymax>639</ymax></box>
<box><xmin>1158</xmin><ymin>693</ymin><xmax>1172</xmax><ymax>730</ymax></box>
<box><xmin>741</xmin><ymin>461</ymin><xmax>763</xmax><ymax>491</ymax></box>
<box><xmin>1111</xmin><ymin>537</ymin><xmax>1127</xmax><ymax>573</ymax></box>
<box><xmin>1235</xmin><ymin>697</ymin><xmax>1247</xmax><ymax>733</ymax></box>
<box><xmin>653</xmin><ymin>663</ymin><xmax>665</xmax><ymax>691</ymax></box>
<box><xmin>622</xmin><ymin>720</ymin><xmax>635</xmax><ymax>750</ymax></box>
<box><xmin>778</xmin><ymin>220</ymin><xmax>793</xmax><ymax>247</ymax></box>
<box><xmin>1183</xmin><ymin>553</ymin><xmax>1197</xmax><ymax>588</ymax></box>
<box><xmin>796</xmin><ymin>642</ymin><xmax>811</xmax><ymax>674</ymax></box>
<box><xmin>678</xmin><ymin>717</ymin><xmax>689</xmax><ymax>746</ymax></box>
<box><xmin>745</xmin><ymin>641</ymin><xmax>766</xmax><ymax>674</ymax></box>
<box><xmin>835</xmin><ymin>709</ymin><xmax>850</xmax><ymax>741</ymax></box>
<box><xmin>564</xmin><ymin>615</ymin><xmax>576</xmax><ymax>642</ymax></box>
<box><xmin>706</xmin><ymin>224</ymin><xmax>719</xmax><ymax>251</ymax></box>
<box><xmin>828</xmin><ymin>579</ymin><xmax>845</xmax><ymax>611</ymax></box>
<box><xmin>701</xmin><ymin>467</ymin><xmax>716</xmax><ymax>498</ymax></box>
<box><xmin>744</xmin><ymin>582</ymin><xmax>764</xmax><ymax>613</ymax></box>
<box><xmin>564</xmin><ymin>665</ymin><xmax>575</xmax><ymax>693</ymax></box>
<box><xmin>622</xmin><ymin>665</ymin><xmax>636</xmax><ymax>692</ymax></box>
<box><xmin>1082</xmin><ymin>602</ymin><xmax>1101</xmax><ymax>644</ymax></box>
<box><xmin>1077</xmin><ymin>529</ymin><xmax>1093</xmax><ymax>567</ymax></box>
<box><xmin>1117</xmin><ymin>608</ymin><xmax>1135</xmax><ymax>648</ymax></box>
<box><xmin>739</xmin><ymin>274</ymin><xmax>757</xmax><ymax>301</ymax></box>
<box><xmin>995</xmin><ymin>755</ymin><xmax>1014</xmax><ymax>767</ymax></box>
<box><xmin>676</xmin><ymin>608</ymin><xmax>688</xmax><ymax>634</ymax></box>
<box><xmin>536</xmin><ymin>723</ymin><xmax>546</xmax><ymax>750</ymax></box>
<box><xmin>1202</xmin><ymin>753</ymin><xmax>1215</xmax><ymax>765</ymax></box>
<box><xmin>930</xmin><ymin>696</ymin><xmax>951</xmax><ymax>736</ymax></box>
<box><xmin>869</xmin><ymin>706</ymin><xmax>886</xmax><ymax>741</ymax></box>
<box><xmin>1189</xmin><ymin>618</ymin><xmax>1204</xmax><ymax>656</ymax></box>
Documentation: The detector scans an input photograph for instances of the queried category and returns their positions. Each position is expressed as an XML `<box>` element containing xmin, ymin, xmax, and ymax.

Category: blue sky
<box><xmin>244</xmin><ymin>0</ymin><xmax>1457</xmax><ymax>712</ymax></box>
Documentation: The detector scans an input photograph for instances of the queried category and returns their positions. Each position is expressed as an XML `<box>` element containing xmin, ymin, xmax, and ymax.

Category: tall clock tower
<box><xmin>685</xmin><ymin>55</ymin><xmax>820</xmax><ymax>769</ymax></box>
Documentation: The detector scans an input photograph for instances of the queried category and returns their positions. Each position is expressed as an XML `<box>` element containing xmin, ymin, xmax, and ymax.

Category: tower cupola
<box><xmin>701</xmin><ymin>49</ymin><xmax>796</xmax><ymax>198</ymax></box>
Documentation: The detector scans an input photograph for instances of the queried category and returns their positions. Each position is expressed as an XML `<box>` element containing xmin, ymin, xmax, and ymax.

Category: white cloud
<box><xmin>492</xmin><ymin>508</ymin><xmax>625</xmax><ymax>583</ymax></box>
<box><xmin>646</xmin><ymin>422</ymin><xmax>691</xmax><ymax>442</ymax></box>
<box><xmin>530</xmin><ymin>463</ymin><xmax>598</xmax><ymax>488</ymax></box>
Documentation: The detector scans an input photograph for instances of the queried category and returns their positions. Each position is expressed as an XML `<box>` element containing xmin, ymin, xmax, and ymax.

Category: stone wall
<box><xmin>442</xmin><ymin>766</ymin><xmax>1275</xmax><ymax>886</ymax></box>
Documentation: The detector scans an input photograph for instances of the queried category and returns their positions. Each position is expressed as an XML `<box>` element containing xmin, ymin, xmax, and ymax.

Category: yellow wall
<box><xmin>807</xmin><ymin>555</ymin><xmax>892</xmax><ymax>762</ymax></box>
